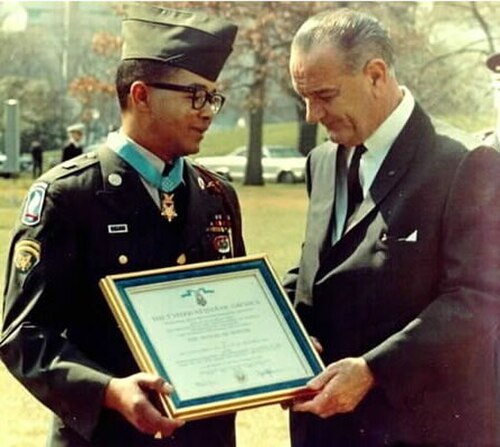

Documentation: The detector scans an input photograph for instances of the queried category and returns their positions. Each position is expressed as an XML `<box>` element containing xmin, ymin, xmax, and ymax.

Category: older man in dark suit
<box><xmin>285</xmin><ymin>8</ymin><xmax>500</xmax><ymax>447</ymax></box>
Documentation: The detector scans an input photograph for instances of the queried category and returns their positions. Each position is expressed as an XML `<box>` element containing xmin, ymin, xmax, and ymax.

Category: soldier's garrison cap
<box><xmin>121</xmin><ymin>3</ymin><xmax>238</xmax><ymax>81</ymax></box>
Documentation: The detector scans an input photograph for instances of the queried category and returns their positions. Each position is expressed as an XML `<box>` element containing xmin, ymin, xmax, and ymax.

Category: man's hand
<box><xmin>104</xmin><ymin>372</ymin><xmax>185</xmax><ymax>437</ymax></box>
<box><xmin>292</xmin><ymin>357</ymin><xmax>375</xmax><ymax>418</ymax></box>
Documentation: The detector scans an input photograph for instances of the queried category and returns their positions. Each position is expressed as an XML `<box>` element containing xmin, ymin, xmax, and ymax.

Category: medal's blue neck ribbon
<box><xmin>107</xmin><ymin>132</ymin><xmax>184</xmax><ymax>192</ymax></box>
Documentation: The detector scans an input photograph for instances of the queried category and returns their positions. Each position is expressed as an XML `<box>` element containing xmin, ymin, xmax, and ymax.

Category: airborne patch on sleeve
<box><xmin>21</xmin><ymin>182</ymin><xmax>48</xmax><ymax>226</ymax></box>
<box><xmin>13</xmin><ymin>239</ymin><xmax>41</xmax><ymax>273</ymax></box>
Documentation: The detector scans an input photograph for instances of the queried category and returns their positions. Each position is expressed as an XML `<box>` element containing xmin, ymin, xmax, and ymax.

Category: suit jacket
<box><xmin>0</xmin><ymin>146</ymin><xmax>245</xmax><ymax>447</ymax></box>
<box><xmin>62</xmin><ymin>142</ymin><xmax>83</xmax><ymax>162</ymax></box>
<box><xmin>286</xmin><ymin>104</ymin><xmax>500</xmax><ymax>446</ymax></box>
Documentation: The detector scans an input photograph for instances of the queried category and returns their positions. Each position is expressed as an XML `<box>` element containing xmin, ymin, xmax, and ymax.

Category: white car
<box><xmin>195</xmin><ymin>145</ymin><xmax>306</xmax><ymax>183</ymax></box>
<box><xmin>0</xmin><ymin>153</ymin><xmax>32</xmax><ymax>172</ymax></box>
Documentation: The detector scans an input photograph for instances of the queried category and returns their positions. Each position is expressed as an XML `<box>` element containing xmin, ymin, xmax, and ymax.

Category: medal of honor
<box><xmin>160</xmin><ymin>193</ymin><xmax>178</xmax><ymax>222</ymax></box>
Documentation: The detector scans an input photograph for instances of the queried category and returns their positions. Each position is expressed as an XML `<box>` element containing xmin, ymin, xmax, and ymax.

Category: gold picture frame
<box><xmin>99</xmin><ymin>254</ymin><xmax>324</xmax><ymax>421</ymax></box>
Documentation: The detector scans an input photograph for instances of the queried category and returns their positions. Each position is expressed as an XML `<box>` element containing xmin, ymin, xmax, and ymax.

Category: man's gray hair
<box><xmin>292</xmin><ymin>8</ymin><xmax>395</xmax><ymax>75</ymax></box>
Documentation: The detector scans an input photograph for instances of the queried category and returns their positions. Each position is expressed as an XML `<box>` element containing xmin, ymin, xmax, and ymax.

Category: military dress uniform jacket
<box><xmin>0</xmin><ymin>146</ymin><xmax>245</xmax><ymax>447</ymax></box>
<box><xmin>285</xmin><ymin>104</ymin><xmax>500</xmax><ymax>446</ymax></box>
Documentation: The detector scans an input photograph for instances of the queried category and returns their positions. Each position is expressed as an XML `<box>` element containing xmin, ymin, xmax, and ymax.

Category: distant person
<box><xmin>483</xmin><ymin>52</ymin><xmax>500</xmax><ymax>150</ymax></box>
<box><xmin>285</xmin><ymin>8</ymin><xmax>500</xmax><ymax>446</ymax></box>
<box><xmin>61</xmin><ymin>123</ymin><xmax>84</xmax><ymax>162</ymax></box>
<box><xmin>30</xmin><ymin>140</ymin><xmax>43</xmax><ymax>178</ymax></box>
<box><xmin>0</xmin><ymin>4</ymin><xmax>242</xmax><ymax>447</ymax></box>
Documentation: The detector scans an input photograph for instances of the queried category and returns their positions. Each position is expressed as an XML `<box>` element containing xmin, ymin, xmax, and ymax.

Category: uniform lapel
<box><xmin>179</xmin><ymin>160</ymin><xmax>213</xmax><ymax>250</ymax></box>
<box><xmin>95</xmin><ymin>145</ymin><xmax>159</xmax><ymax>219</ymax></box>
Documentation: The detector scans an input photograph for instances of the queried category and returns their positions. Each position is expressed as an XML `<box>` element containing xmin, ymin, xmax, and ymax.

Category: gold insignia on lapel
<box><xmin>160</xmin><ymin>192</ymin><xmax>178</xmax><ymax>222</ymax></box>
<box><xmin>13</xmin><ymin>240</ymin><xmax>41</xmax><ymax>273</ymax></box>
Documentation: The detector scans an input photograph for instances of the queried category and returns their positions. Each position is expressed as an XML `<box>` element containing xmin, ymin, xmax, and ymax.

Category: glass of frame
<box><xmin>99</xmin><ymin>254</ymin><xmax>324</xmax><ymax>421</ymax></box>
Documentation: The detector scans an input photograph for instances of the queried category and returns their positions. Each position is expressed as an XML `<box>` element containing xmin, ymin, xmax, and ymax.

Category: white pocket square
<box><xmin>403</xmin><ymin>230</ymin><xmax>418</xmax><ymax>242</ymax></box>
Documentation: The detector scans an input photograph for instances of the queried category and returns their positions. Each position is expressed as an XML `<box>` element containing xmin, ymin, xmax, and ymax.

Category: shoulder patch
<box><xmin>21</xmin><ymin>182</ymin><xmax>48</xmax><ymax>226</ymax></box>
<box><xmin>13</xmin><ymin>239</ymin><xmax>41</xmax><ymax>273</ymax></box>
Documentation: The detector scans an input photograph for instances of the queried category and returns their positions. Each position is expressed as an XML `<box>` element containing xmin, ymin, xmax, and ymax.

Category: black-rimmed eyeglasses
<box><xmin>146</xmin><ymin>82</ymin><xmax>226</xmax><ymax>114</ymax></box>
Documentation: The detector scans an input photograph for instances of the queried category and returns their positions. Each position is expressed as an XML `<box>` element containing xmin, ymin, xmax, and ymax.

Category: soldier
<box><xmin>483</xmin><ymin>52</ymin><xmax>500</xmax><ymax>150</ymax></box>
<box><xmin>0</xmin><ymin>4</ymin><xmax>242</xmax><ymax>447</ymax></box>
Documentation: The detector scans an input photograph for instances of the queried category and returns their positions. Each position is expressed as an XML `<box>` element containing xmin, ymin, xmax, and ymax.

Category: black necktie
<box><xmin>345</xmin><ymin>144</ymin><xmax>366</xmax><ymax>228</ymax></box>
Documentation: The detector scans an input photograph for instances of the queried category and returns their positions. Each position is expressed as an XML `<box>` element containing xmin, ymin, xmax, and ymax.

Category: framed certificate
<box><xmin>99</xmin><ymin>254</ymin><xmax>324</xmax><ymax>421</ymax></box>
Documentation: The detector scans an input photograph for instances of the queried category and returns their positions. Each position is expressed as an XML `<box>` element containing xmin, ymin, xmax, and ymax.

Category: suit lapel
<box><xmin>343</xmin><ymin>104</ymin><xmax>430</xmax><ymax>235</ymax></box>
<box><xmin>295</xmin><ymin>141</ymin><xmax>338</xmax><ymax>305</ymax></box>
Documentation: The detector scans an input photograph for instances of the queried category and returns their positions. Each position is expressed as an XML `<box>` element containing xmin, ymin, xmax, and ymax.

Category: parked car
<box><xmin>20</xmin><ymin>153</ymin><xmax>33</xmax><ymax>172</ymax></box>
<box><xmin>0</xmin><ymin>153</ymin><xmax>33</xmax><ymax>172</ymax></box>
<box><xmin>195</xmin><ymin>145</ymin><xmax>306</xmax><ymax>183</ymax></box>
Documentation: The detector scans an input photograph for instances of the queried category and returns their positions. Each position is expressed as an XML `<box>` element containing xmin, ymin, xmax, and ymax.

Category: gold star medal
<box><xmin>160</xmin><ymin>192</ymin><xmax>178</xmax><ymax>222</ymax></box>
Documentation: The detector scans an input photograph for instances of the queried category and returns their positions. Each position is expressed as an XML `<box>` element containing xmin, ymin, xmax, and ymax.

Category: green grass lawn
<box><xmin>0</xmin><ymin>174</ymin><xmax>308</xmax><ymax>447</ymax></box>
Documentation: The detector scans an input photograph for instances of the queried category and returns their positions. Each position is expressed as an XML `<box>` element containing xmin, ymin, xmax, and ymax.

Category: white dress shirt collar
<box><xmin>360</xmin><ymin>86</ymin><xmax>415</xmax><ymax>195</ymax></box>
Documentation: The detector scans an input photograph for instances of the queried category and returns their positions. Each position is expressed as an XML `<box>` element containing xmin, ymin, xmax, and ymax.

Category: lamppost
<box><xmin>0</xmin><ymin>1</ymin><xmax>27</xmax><ymax>176</ymax></box>
<box><xmin>1</xmin><ymin>99</ymin><xmax>20</xmax><ymax>176</ymax></box>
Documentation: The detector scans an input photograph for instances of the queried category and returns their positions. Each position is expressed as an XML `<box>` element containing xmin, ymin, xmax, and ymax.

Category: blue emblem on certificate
<box><xmin>21</xmin><ymin>182</ymin><xmax>48</xmax><ymax>226</ymax></box>
<box><xmin>181</xmin><ymin>288</ymin><xmax>214</xmax><ymax>307</ymax></box>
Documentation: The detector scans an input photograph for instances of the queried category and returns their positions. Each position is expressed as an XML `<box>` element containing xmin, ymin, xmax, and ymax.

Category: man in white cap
<box><xmin>62</xmin><ymin>123</ymin><xmax>85</xmax><ymax>162</ymax></box>
<box><xmin>1</xmin><ymin>4</ymin><xmax>242</xmax><ymax>447</ymax></box>
<box><xmin>483</xmin><ymin>52</ymin><xmax>500</xmax><ymax>150</ymax></box>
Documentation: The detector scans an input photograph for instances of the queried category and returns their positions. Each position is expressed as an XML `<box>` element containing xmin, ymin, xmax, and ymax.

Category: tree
<box><xmin>64</xmin><ymin>4</ymin><xmax>122</xmax><ymax>141</ymax></box>
<box><xmin>0</xmin><ymin>76</ymin><xmax>66</xmax><ymax>152</ymax></box>
<box><xmin>66</xmin><ymin>1</ymin><xmax>500</xmax><ymax>176</ymax></box>
<box><xmin>405</xmin><ymin>1</ymin><xmax>500</xmax><ymax>128</ymax></box>
<box><xmin>161</xmin><ymin>1</ymin><xmax>330</xmax><ymax>182</ymax></box>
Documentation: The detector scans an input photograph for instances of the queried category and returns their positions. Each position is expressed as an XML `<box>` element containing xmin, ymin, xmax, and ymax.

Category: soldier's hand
<box><xmin>104</xmin><ymin>372</ymin><xmax>185</xmax><ymax>437</ymax></box>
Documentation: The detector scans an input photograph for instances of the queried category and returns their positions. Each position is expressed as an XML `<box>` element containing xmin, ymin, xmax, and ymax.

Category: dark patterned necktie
<box><xmin>344</xmin><ymin>144</ymin><xmax>366</xmax><ymax>230</ymax></box>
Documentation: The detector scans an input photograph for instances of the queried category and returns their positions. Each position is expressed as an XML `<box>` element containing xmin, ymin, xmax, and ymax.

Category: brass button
<box><xmin>108</xmin><ymin>173</ymin><xmax>123</xmax><ymax>187</ymax></box>
<box><xmin>118</xmin><ymin>254</ymin><xmax>128</xmax><ymax>265</ymax></box>
<box><xmin>176</xmin><ymin>253</ymin><xmax>186</xmax><ymax>265</ymax></box>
